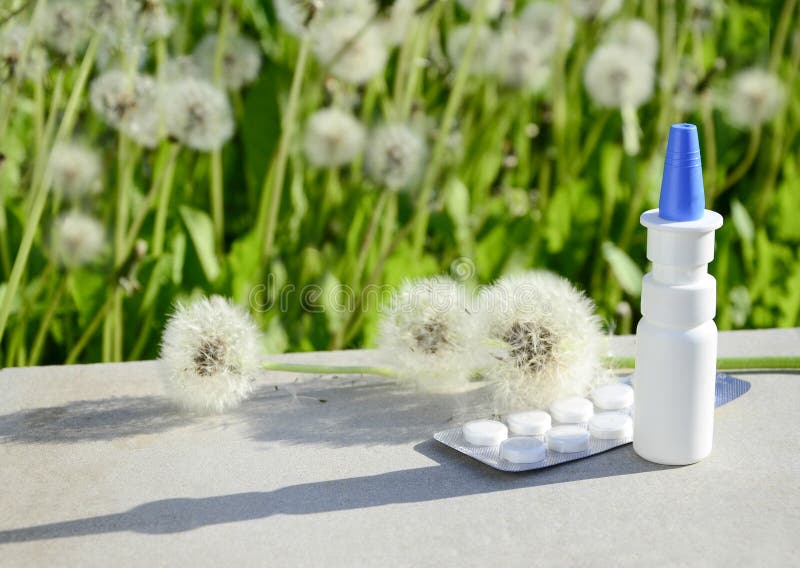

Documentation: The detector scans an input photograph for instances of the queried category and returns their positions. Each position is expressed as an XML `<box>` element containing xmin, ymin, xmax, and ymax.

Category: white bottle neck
<box><xmin>651</xmin><ymin>264</ymin><xmax>708</xmax><ymax>285</ymax></box>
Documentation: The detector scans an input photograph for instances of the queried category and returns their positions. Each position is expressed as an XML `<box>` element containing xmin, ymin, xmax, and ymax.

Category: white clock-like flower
<box><xmin>49</xmin><ymin>142</ymin><xmax>103</xmax><ymax>200</ymax></box>
<box><xmin>303</xmin><ymin>107</ymin><xmax>366</xmax><ymax>168</ymax></box>
<box><xmin>377</xmin><ymin>276</ymin><xmax>484</xmax><ymax>393</ymax></box>
<box><xmin>193</xmin><ymin>33</ymin><xmax>262</xmax><ymax>90</ymax></box>
<box><xmin>604</xmin><ymin>19</ymin><xmax>659</xmax><ymax>65</ymax></box>
<box><xmin>90</xmin><ymin>70</ymin><xmax>163</xmax><ymax>148</ymax></box>
<box><xmin>477</xmin><ymin>271</ymin><xmax>606</xmax><ymax>412</ymax></box>
<box><xmin>519</xmin><ymin>1</ymin><xmax>576</xmax><ymax>54</ymax></box>
<box><xmin>365</xmin><ymin>124</ymin><xmax>426</xmax><ymax>191</ymax></box>
<box><xmin>160</xmin><ymin>295</ymin><xmax>263</xmax><ymax>414</ymax></box>
<box><xmin>51</xmin><ymin>211</ymin><xmax>106</xmax><ymax>268</ymax></box>
<box><xmin>584</xmin><ymin>44</ymin><xmax>654</xmax><ymax>109</ymax></box>
<box><xmin>569</xmin><ymin>0</ymin><xmax>622</xmax><ymax>20</ymax></box>
<box><xmin>162</xmin><ymin>78</ymin><xmax>234</xmax><ymax>151</ymax></box>
<box><xmin>723</xmin><ymin>68</ymin><xmax>786</xmax><ymax>129</ymax></box>
<box><xmin>311</xmin><ymin>14</ymin><xmax>388</xmax><ymax>85</ymax></box>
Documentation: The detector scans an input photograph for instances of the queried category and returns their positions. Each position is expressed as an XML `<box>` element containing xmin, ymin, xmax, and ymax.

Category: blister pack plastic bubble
<box><xmin>433</xmin><ymin>373</ymin><xmax>750</xmax><ymax>472</ymax></box>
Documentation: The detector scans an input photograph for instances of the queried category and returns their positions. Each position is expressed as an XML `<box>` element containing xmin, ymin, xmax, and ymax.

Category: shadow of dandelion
<box><xmin>238</xmin><ymin>375</ymin><xmax>496</xmax><ymax>447</ymax></box>
<box><xmin>0</xmin><ymin>396</ymin><xmax>193</xmax><ymax>444</ymax></box>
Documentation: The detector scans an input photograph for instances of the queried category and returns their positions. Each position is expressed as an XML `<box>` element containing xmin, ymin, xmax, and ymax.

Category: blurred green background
<box><xmin>0</xmin><ymin>0</ymin><xmax>798</xmax><ymax>366</ymax></box>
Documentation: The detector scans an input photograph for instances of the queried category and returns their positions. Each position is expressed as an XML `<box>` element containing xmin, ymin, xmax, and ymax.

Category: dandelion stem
<box><xmin>210</xmin><ymin>149</ymin><xmax>225</xmax><ymax>252</ymax></box>
<box><xmin>574</xmin><ymin>112</ymin><xmax>610</xmax><ymax>174</ymax></box>
<box><xmin>717</xmin><ymin>127</ymin><xmax>761</xmax><ymax>197</ymax></box>
<box><xmin>257</xmin><ymin>35</ymin><xmax>311</xmax><ymax>262</ymax></box>
<box><xmin>411</xmin><ymin>0</ymin><xmax>488</xmax><ymax>256</ymax></box>
<box><xmin>207</xmin><ymin>0</ymin><xmax>233</xmax><ymax>254</ymax></box>
<box><xmin>262</xmin><ymin>361</ymin><xmax>397</xmax><ymax>378</ymax></box>
<box><xmin>620</xmin><ymin>104</ymin><xmax>641</xmax><ymax>156</ymax></box>
<box><xmin>66</xmin><ymin>292</ymin><xmax>115</xmax><ymax>365</ymax></box>
<box><xmin>351</xmin><ymin>191</ymin><xmax>389</xmax><ymax>289</ymax></box>
<box><xmin>124</xmin><ymin>145</ymin><xmax>181</xmax><ymax>257</ymax></box>
<box><xmin>28</xmin><ymin>275</ymin><xmax>67</xmax><ymax>365</ymax></box>
<box><xmin>607</xmin><ymin>356</ymin><xmax>800</xmax><ymax>372</ymax></box>
<box><xmin>152</xmin><ymin>150</ymin><xmax>179</xmax><ymax>256</ymax></box>
<box><xmin>699</xmin><ymin>91</ymin><xmax>718</xmax><ymax>204</ymax></box>
<box><xmin>757</xmin><ymin>32</ymin><xmax>800</xmax><ymax>224</ymax></box>
<box><xmin>768</xmin><ymin>0</ymin><xmax>798</xmax><ymax>73</ymax></box>
<box><xmin>54</xmin><ymin>37</ymin><xmax>99</xmax><ymax>144</ymax></box>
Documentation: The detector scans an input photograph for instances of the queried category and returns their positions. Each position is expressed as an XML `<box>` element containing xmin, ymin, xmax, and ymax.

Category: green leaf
<box><xmin>730</xmin><ymin>199</ymin><xmax>754</xmax><ymax>243</ymax></box>
<box><xmin>67</xmin><ymin>269</ymin><xmax>106</xmax><ymax>325</ymax></box>
<box><xmin>242</xmin><ymin>64</ymin><xmax>284</xmax><ymax>194</ymax></box>
<box><xmin>444</xmin><ymin>176</ymin><xmax>472</xmax><ymax>253</ymax></box>
<box><xmin>227</xmin><ymin>231</ymin><xmax>261</xmax><ymax>304</ymax></box>
<box><xmin>179</xmin><ymin>205</ymin><xmax>220</xmax><ymax>282</ymax></box>
<box><xmin>170</xmin><ymin>231</ymin><xmax>186</xmax><ymax>285</ymax></box>
<box><xmin>139</xmin><ymin>255</ymin><xmax>172</xmax><ymax>314</ymax></box>
<box><xmin>602</xmin><ymin>241</ymin><xmax>643</xmax><ymax>297</ymax></box>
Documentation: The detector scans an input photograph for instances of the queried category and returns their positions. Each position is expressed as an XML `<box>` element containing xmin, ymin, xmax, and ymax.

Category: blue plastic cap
<box><xmin>659</xmin><ymin>123</ymin><xmax>705</xmax><ymax>221</ymax></box>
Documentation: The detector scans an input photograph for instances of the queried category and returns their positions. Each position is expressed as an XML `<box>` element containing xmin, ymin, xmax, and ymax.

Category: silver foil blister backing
<box><xmin>433</xmin><ymin>373</ymin><xmax>751</xmax><ymax>473</ymax></box>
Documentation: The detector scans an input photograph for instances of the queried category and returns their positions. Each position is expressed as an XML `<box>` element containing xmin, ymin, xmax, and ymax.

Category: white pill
<box><xmin>506</xmin><ymin>410</ymin><xmax>552</xmax><ymax>436</ymax></box>
<box><xmin>462</xmin><ymin>419</ymin><xmax>508</xmax><ymax>446</ymax></box>
<box><xmin>500</xmin><ymin>437</ymin><xmax>547</xmax><ymax>463</ymax></box>
<box><xmin>550</xmin><ymin>397</ymin><xmax>594</xmax><ymax>424</ymax></box>
<box><xmin>547</xmin><ymin>425</ymin><xmax>590</xmax><ymax>453</ymax></box>
<box><xmin>591</xmin><ymin>383</ymin><xmax>634</xmax><ymax>411</ymax></box>
<box><xmin>589</xmin><ymin>412</ymin><xmax>633</xmax><ymax>440</ymax></box>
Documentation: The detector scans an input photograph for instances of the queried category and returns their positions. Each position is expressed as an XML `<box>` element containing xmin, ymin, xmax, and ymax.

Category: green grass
<box><xmin>0</xmin><ymin>0</ymin><xmax>798</xmax><ymax>366</ymax></box>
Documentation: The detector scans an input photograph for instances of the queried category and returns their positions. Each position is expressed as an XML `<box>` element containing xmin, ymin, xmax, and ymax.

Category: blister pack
<box><xmin>433</xmin><ymin>373</ymin><xmax>751</xmax><ymax>472</ymax></box>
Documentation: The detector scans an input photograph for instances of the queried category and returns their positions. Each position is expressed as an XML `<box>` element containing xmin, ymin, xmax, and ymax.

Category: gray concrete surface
<box><xmin>0</xmin><ymin>329</ymin><xmax>798</xmax><ymax>566</ymax></box>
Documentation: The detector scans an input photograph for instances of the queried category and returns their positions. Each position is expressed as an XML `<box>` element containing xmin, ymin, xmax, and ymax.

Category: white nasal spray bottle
<box><xmin>633</xmin><ymin>123</ymin><xmax>723</xmax><ymax>466</ymax></box>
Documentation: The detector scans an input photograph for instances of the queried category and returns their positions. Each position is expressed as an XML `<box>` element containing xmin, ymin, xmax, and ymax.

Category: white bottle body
<box><xmin>633</xmin><ymin>319</ymin><xmax>717</xmax><ymax>464</ymax></box>
<box><xmin>633</xmin><ymin>209</ymin><xmax>723</xmax><ymax>466</ymax></box>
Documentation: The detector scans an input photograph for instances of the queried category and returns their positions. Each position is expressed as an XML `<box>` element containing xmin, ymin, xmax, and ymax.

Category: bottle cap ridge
<box><xmin>659</xmin><ymin>123</ymin><xmax>705</xmax><ymax>221</ymax></box>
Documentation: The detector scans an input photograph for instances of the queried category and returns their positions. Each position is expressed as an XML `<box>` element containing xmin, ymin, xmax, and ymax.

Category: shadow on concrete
<box><xmin>0</xmin><ymin>439</ymin><xmax>674</xmax><ymax>544</ymax></box>
<box><xmin>239</xmin><ymin>376</ymin><xmax>495</xmax><ymax>447</ymax></box>
<box><xmin>0</xmin><ymin>396</ymin><xmax>194</xmax><ymax>444</ymax></box>
<box><xmin>0</xmin><ymin>375</ymin><xmax>491</xmax><ymax>447</ymax></box>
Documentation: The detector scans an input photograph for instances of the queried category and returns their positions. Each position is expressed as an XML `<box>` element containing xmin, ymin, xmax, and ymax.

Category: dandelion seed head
<box><xmin>446</xmin><ymin>24</ymin><xmax>494</xmax><ymax>76</ymax></box>
<box><xmin>311</xmin><ymin>14</ymin><xmax>388</xmax><ymax>85</ymax></box>
<box><xmin>457</xmin><ymin>0</ymin><xmax>506</xmax><ymax>20</ymax></box>
<box><xmin>674</xmin><ymin>61</ymin><xmax>700</xmax><ymax>113</ymax></box>
<box><xmin>605</xmin><ymin>19</ymin><xmax>659</xmax><ymax>65</ymax></box>
<box><xmin>365</xmin><ymin>123</ymin><xmax>426</xmax><ymax>191</ymax></box>
<box><xmin>162</xmin><ymin>77</ymin><xmax>234</xmax><ymax>151</ymax></box>
<box><xmin>273</xmin><ymin>0</ymin><xmax>375</xmax><ymax>36</ymax></box>
<box><xmin>193</xmin><ymin>33</ymin><xmax>262</xmax><ymax>91</ymax></box>
<box><xmin>519</xmin><ymin>1</ymin><xmax>575</xmax><ymax>54</ymax></box>
<box><xmin>584</xmin><ymin>44</ymin><xmax>654</xmax><ymax>109</ymax></box>
<box><xmin>96</xmin><ymin>37</ymin><xmax>147</xmax><ymax>71</ymax></box>
<box><xmin>690</xmin><ymin>0</ymin><xmax>726</xmax><ymax>31</ymax></box>
<box><xmin>378</xmin><ymin>276</ymin><xmax>483</xmax><ymax>392</ymax></box>
<box><xmin>303</xmin><ymin>107</ymin><xmax>365</xmax><ymax>168</ymax></box>
<box><xmin>52</xmin><ymin>211</ymin><xmax>106</xmax><ymax>268</ymax></box>
<box><xmin>0</xmin><ymin>23</ymin><xmax>27</xmax><ymax>68</ymax></box>
<box><xmin>21</xmin><ymin>47</ymin><xmax>51</xmax><ymax>80</ymax></box>
<box><xmin>490</xmin><ymin>26</ymin><xmax>551</xmax><ymax>92</ymax></box>
<box><xmin>569</xmin><ymin>0</ymin><xmax>622</xmax><ymax>20</ymax></box>
<box><xmin>160</xmin><ymin>295</ymin><xmax>263</xmax><ymax>414</ymax></box>
<box><xmin>478</xmin><ymin>271</ymin><xmax>606</xmax><ymax>412</ymax></box>
<box><xmin>0</xmin><ymin>24</ymin><xmax>48</xmax><ymax>80</ymax></box>
<box><xmin>163</xmin><ymin>55</ymin><xmax>203</xmax><ymax>79</ymax></box>
<box><xmin>377</xmin><ymin>0</ymin><xmax>417</xmax><ymax>47</ymax></box>
<box><xmin>724</xmin><ymin>68</ymin><xmax>786</xmax><ymax>129</ymax></box>
<box><xmin>89</xmin><ymin>70</ymin><xmax>162</xmax><ymax>147</ymax></box>
<box><xmin>36</xmin><ymin>1</ymin><xmax>89</xmax><ymax>56</ymax></box>
<box><xmin>138</xmin><ymin>0</ymin><xmax>175</xmax><ymax>40</ymax></box>
<box><xmin>273</xmin><ymin>0</ymin><xmax>314</xmax><ymax>36</ymax></box>
<box><xmin>49</xmin><ymin>142</ymin><xmax>103</xmax><ymax>200</ymax></box>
